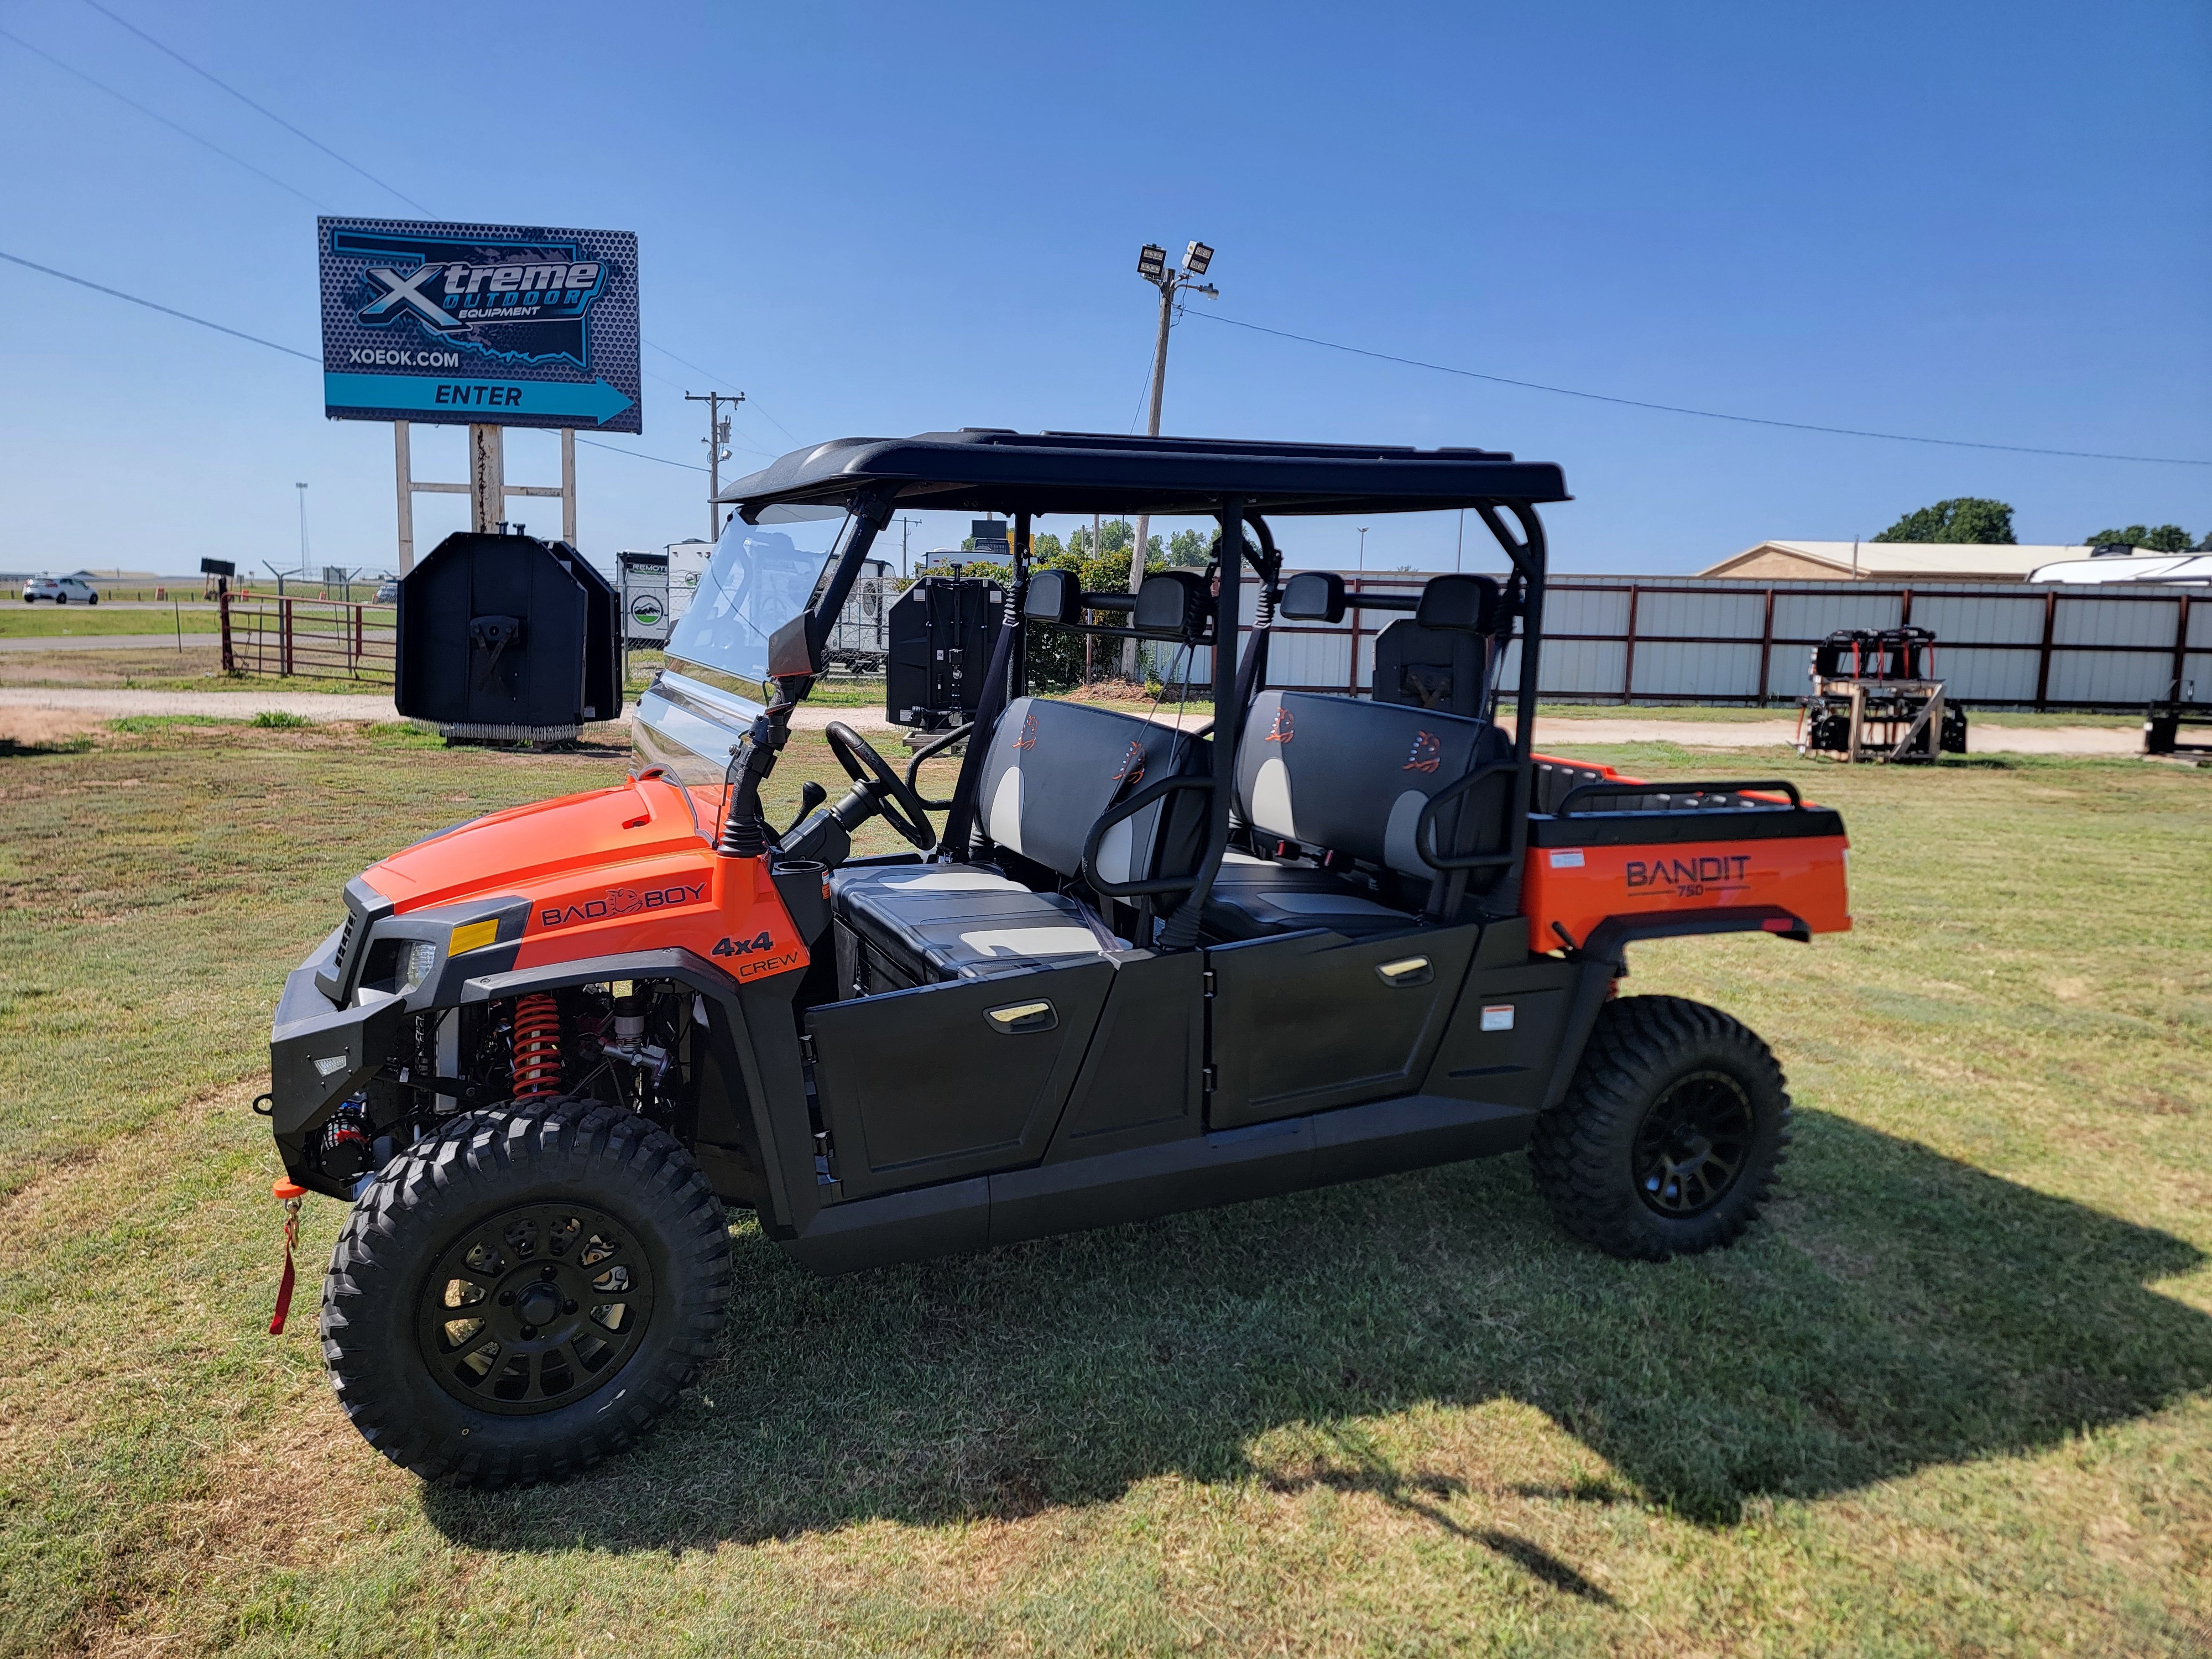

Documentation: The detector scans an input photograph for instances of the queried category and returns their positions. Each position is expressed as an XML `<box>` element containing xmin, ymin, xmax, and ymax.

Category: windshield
<box><xmin>662</xmin><ymin>508</ymin><xmax>851</xmax><ymax>691</ymax></box>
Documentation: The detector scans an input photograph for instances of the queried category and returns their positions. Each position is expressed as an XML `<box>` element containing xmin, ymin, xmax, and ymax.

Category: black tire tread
<box><xmin>320</xmin><ymin>1099</ymin><xmax>732</xmax><ymax>1489</ymax></box>
<box><xmin>1527</xmin><ymin>994</ymin><xmax>1790</xmax><ymax>1261</ymax></box>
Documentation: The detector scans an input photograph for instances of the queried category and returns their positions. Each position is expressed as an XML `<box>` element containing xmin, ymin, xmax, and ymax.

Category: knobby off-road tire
<box><xmin>321</xmin><ymin>1099</ymin><xmax>732</xmax><ymax>1489</ymax></box>
<box><xmin>1528</xmin><ymin>995</ymin><xmax>1791</xmax><ymax>1261</ymax></box>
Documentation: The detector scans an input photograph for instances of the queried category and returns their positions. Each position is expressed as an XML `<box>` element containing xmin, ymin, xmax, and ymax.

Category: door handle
<box><xmin>985</xmin><ymin>999</ymin><xmax>1056</xmax><ymax>1034</ymax></box>
<box><xmin>1375</xmin><ymin>956</ymin><xmax>1433</xmax><ymax>988</ymax></box>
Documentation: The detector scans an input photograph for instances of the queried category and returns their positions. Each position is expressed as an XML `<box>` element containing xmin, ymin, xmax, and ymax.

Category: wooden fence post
<box><xmin>219</xmin><ymin>591</ymin><xmax>233</xmax><ymax>673</ymax></box>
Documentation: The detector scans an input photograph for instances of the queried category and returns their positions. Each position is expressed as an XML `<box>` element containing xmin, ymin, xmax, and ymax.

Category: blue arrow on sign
<box><xmin>324</xmin><ymin>372</ymin><xmax>635</xmax><ymax>426</ymax></box>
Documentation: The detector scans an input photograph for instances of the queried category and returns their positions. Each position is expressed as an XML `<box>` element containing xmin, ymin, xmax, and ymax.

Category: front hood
<box><xmin>366</xmin><ymin>773</ymin><xmax>709</xmax><ymax>914</ymax></box>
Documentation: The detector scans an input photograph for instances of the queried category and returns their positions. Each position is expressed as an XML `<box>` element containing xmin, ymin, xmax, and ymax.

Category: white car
<box><xmin>22</xmin><ymin>576</ymin><xmax>99</xmax><ymax>605</ymax></box>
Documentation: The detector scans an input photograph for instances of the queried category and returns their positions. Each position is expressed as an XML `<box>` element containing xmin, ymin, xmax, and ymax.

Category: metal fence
<box><xmin>220</xmin><ymin>592</ymin><xmax>395</xmax><ymax>684</ymax></box>
<box><xmin>1250</xmin><ymin>574</ymin><xmax>2209</xmax><ymax>712</ymax></box>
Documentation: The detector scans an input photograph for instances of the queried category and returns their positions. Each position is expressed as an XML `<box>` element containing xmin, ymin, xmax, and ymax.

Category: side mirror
<box><xmin>1415</xmin><ymin>573</ymin><xmax>1503</xmax><ymax>633</ymax></box>
<box><xmin>1024</xmin><ymin>568</ymin><xmax>1082</xmax><ymax>624</ymax></box>
<box><xmin>766</xmin><ymin>613</ymin><xmax>822</xmax><ymax>679</ymax></box>
<box><xmin>1278</xmin><ymin>570</ymin><xmax>1345</xmax><ymax>623</ymax></box>
<box><xmin>1133</xmin><ymin>570</ymin><xmax>1210</xmax><ymax>637</ymax></box>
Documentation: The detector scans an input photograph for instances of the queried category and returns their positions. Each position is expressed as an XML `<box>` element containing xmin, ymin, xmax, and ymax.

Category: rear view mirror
<box><xmin>1416</xmin><ymin>573</ymin><xmax>1503</xmax><ymax>633</ymax></box>
<box><xmin>1133</xmin><ymin>570</ymin><xmax>1210</xmax><ymax>637</ymax></box>
<box><xmin>1024</xmin><ymin>568</ymin><xmax>1082</xmax><ymax>624</ymax></box>
<box><xmin>1278</xmin><ymin>571</ymin><xmax>1345</xmax><ymax>623</ymax></box>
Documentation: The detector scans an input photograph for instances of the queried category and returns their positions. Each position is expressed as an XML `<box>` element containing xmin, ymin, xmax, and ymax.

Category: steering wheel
<box><xmin>825</xmin><ymin>721</ymin><xmax>939</xmax><ymax>852</ymax></box>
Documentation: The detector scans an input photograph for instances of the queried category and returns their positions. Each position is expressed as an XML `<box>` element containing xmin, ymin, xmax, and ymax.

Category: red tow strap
<box><xmin>270</xmin><ymin>1180</ymin><xmax>306</xmax><ymax>1334</ymax></box>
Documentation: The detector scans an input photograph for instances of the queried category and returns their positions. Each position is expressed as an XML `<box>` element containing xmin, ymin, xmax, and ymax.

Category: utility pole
<box><xmin>295</xmin><ymin>482</ymin><xmax>310</xmax><ymax>575</ymax></box>
<box><xmin>1125</xmin><ymin>240</ymin><xmax>1218</xmax><ymax>675</ymax></box>
<box><xmin>685</xmin><ymin>390</ymin><xmax>744</xmax><ymax>544</ymax></box>
<box><xmin>893</xmin><ymin>515</ymin><xmax>922</xmax><ymax>578</ymax></box>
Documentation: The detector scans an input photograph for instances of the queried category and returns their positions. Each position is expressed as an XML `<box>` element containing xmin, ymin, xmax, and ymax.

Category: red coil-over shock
<box><xmin>509</xmin><ymin>992</ymin><xmax>565</xmax><ymax>1100</ymax></box>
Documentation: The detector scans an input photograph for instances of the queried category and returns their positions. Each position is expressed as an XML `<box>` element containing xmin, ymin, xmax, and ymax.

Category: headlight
<box><xmin>401</xmin><ymin>941</ymin><xmax>439</xmax><ymax>994</ymax></box>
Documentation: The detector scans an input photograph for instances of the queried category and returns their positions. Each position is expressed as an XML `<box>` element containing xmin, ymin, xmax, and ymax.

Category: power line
<box><xmin>576</xmin><ymin>438</ymin><xmax>706</xmax><ymax>472</ymax></box>
<box><xmin>0</xmin><ymin>248</ymin><xmax>319</xmax><ymax>361</ymax></box>
<box><xmin>1188</xmin><ymin>311</ymin><xmax>2211</xmax><ymax>469</ymax></box>
<box><xmin>0</xmin><ymin>250</ymin><xmax>718</xmax><ymax>475</ymax></box>
<box><xmin>643</xmin><ymin>341</ymin><xmax>797</xmax><ymax>443</ymax></box>
<box><xmin>75</xmin><ymin>0</ymin><xmax>431</xmax><ymax>213</ymax></box>
<box><xmin>40</xmin><ymin>9</ymin><xmax>794</xmax><ymax>458</ymax></box>
<box><xmin>0</xmin><ymin>24</ymin><xmax>324</xmax><ymax>208</ymax></box>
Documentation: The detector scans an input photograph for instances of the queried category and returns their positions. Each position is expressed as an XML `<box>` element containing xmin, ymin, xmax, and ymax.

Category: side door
<box><xmin>806</xmin><ymin>958</ymin><xmax>1114</xmax><ymax>1199</ymax></box>
<box><xmin>1206</xmin><ymin>922</ymin><xmax>1481</xmax><ymax>1130</ymax></box>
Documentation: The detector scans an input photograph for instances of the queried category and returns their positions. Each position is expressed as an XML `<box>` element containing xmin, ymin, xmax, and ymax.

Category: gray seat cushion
<box><xmin>1200</xmin><ymin>852</ymin><xmax>1421</xmax><ymax>942</ymax></box>
<box><xmin>831</xmin><ymin>864</ymin><xmax>1120</xmax><ymax>992</ymax></box>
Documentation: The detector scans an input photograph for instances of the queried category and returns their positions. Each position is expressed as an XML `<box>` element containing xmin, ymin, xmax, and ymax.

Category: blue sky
<box><xmin>1</xmin><ymin>0</ymin><xmax>2206</xmax><ymax>578</ymax></box>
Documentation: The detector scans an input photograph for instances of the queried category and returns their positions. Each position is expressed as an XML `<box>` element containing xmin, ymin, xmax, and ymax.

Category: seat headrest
<box><xmin>1133</xmin><ymin>569</ymin><xmax>1210</xmax><ymax>637</ymax></box>
<box><xmin>1278</xmin><ymin>570</ymin><xmax>1345</xmax><ymax>623</ymax></box>
<box><xmin>1024</xmin><ymin>567</ymin><xmax>1082</xmax><ymax>623</ymax></box>
<box><xmin>1415</xmin><ymin>573</ymin><xmax>1503</xmax><ymax>633</ymax></box>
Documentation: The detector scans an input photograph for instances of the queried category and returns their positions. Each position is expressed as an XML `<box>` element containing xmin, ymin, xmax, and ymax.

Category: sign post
<box><xmin>317</xmin><ymin>217</ymin><xmax>640</xmax><ymax>567</ymax></box>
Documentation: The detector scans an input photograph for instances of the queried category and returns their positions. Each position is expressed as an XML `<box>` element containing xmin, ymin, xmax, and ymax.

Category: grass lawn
<box><xmin>0</xmin><ymin>606</ymin><xmax>226</xmax><ymax>639</ymax></box>
<box><xmin>0</xmin><ymin>723</ymin><xmax>2207</xmax><ymax>1656</ymax></box>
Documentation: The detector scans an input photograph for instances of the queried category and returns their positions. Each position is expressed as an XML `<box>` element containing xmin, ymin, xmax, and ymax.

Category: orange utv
<box><xmin>263</xmin><ymin>431</ymin><xmax>1848</xmax><ymax>1486</ymax></box>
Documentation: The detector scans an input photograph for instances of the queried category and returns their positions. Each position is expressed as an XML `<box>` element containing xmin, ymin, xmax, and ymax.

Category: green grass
<box><xmin>0</xmin><ymin>605</ymin><xmax>226</xmax><ymax>638</ymax></box>
<box><xmin>0</xmin><ymin>725</ymin><xmax>2206</xmax><ymax>1656</ymax></box>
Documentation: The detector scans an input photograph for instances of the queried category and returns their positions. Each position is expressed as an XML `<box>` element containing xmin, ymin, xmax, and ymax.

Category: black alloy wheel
<box><xmin>1528</xmin><ymin>995</ymin><xmax>1790</xmax><ymax>1261</ymax></box>
<box><xmin>321</xmin><ymin>1099</ymin><xmax>731</xmax><ymax>1488</ymax></box>
<box><xmin>415</xmin><ymin>1201</ymin><xmax>654</xmax><ymax>1413</ymax></box>
<box><xmin>1630</xmin><ymin>1071</ymin><xmax>1754</xmax><ymax>1217</ymax></box>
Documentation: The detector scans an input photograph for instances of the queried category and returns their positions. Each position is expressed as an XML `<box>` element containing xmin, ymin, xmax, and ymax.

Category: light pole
<box><xmin>295</xmin><ymin>483</ymin><xmax>310</xmax><ymax>576</ymax></box>
<box><xmin>894</xmin><ymin>515</ymin><xmax>922</xmax><ymax>578</ymax></box>
<box><xmin>1124</xmin><ymin>239</ymin><xmax>1218</xmax><ymax>675</ymax></box>
<box><xmin>1357</xmin><ymin>526</ymin><xmax>1369</xmax><ymax>575</ymax></box>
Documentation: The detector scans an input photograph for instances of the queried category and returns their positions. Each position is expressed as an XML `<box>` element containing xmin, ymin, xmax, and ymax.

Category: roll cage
<box><xmin>708</xmin><ymin>427</ymin><xmax>1572</xmax><ymax>936</ymax></box>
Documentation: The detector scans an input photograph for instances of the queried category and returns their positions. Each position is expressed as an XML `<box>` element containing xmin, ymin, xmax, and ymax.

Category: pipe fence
<box><xmin>220</xmin><ymin>592</ymin><xmax>395</xmax><ymax>685</ymax></box>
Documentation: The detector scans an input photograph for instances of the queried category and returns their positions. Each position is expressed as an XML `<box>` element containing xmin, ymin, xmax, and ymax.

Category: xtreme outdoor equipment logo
<box><xmin>333</xmin><ymin>226</ymin><xmax>617</xmax><ymax>370</ymax></box>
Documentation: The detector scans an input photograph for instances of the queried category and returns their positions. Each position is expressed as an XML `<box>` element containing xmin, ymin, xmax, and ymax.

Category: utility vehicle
<box><xmin>264</xmin><ymin>430</ymin><xmax>1850</xmax><ymax>1488</ymax></box>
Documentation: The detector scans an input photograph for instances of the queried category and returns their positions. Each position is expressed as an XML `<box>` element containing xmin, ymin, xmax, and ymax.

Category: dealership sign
<box><xmin>318</xmin><ymin>217</ymin><xmax>641</xmax><ymax>433</ymax></box>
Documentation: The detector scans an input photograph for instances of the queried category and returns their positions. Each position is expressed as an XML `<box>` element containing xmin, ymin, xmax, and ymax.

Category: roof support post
<box><xmin>1158</xmin><ymin>497</ymin><xmax>1246</xmax><ymax>950</ymax></box>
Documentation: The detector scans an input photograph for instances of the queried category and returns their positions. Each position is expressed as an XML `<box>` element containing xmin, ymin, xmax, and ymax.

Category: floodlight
<box><xmin>1183</xmin><ymin>241</ymin><xmax>1213</xmax><ymax>276</ymax></box>
<box><xmin>1138</xmin><ymin>243</ymin><xmax>1168</xmax><ymax>281</ymax></box>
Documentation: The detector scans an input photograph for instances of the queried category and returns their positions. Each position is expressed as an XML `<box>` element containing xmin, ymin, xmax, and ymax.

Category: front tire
<box><xmin>321</xmin><ymin>1100</ymin><xmax>732</xmax><ymax>1488</ymax></box>
<box><xmin>1528</xmin><ymin>995</ymin><xmax>1790</xmax><ymax>1261</ymax></box>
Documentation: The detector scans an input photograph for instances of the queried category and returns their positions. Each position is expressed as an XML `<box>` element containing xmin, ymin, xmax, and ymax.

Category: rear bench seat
<box><xmin>827</xmin><ymin>697</ymin><xmax>1204</xmax><ymax>992</ymax></box>
<box><xmin>1204</xmin><ymin>690</ymin><xmax>1515</xmax><ymax>941</ymax></box>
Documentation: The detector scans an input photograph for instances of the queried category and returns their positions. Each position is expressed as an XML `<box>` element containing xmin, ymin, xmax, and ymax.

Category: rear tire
<box><xmin>320</xmin><ymin>1100</ymin><xmax>732</xmax><ymax>1488</ymax></box>
<box><xmin>1527</xmin><ymin>995</ymin><xmax>1790</xmax><ymax>1261</ymax></box>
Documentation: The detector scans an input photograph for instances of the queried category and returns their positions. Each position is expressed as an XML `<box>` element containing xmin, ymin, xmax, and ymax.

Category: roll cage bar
<box><xmin>709</xmin><ymin>430</ymin><xmax>1567</xmax><ymax>943</ymax></box>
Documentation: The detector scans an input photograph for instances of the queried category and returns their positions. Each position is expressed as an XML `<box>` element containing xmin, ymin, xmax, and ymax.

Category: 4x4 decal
<box><xmin>712</xmin><ymin>931</ymin><xmax>776</xmax><ymax>958</ymax></box>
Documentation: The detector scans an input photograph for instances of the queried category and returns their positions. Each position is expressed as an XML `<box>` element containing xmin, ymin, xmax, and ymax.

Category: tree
<box><xmin>1024</xmin><ymin>521</ymin><xmax>1173</xmax><ymax>691</ymax></box>
<box><xmin>2084</xmin><ymin>524</ymin><xmax>2194</xmax><ymax>552</ymax></box>
<box><xmin>1168</xmin><ymin>528</ymin><xmax>1209</xmax><ymax>567</ymax></box>
<box><xmin>1872</xmin><ymin>499</ymin><xmax>2015</xmax><ymax>544</ymax></box>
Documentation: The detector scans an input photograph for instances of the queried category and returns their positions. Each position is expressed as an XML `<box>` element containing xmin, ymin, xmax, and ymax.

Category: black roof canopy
<box><xmin>715</xmin><ymin>429</ymin><xmax>1571</xmax><ymax>521</ymax></box>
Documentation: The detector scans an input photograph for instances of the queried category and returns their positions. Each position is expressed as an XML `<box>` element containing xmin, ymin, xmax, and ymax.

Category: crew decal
<box><xmin>732</xmin><ymin>948</ymin><xmax>805</xmax><ymax>983</ymax></box>
<box><xmin>537</xmin><ymin>880</ymin><xmax>707</xmax><ymax>930</ymax></box>
<box><xmin>1625</xmin><ymin>853</ymin><xmax>1752</xmax><ymax>899</ymax></box>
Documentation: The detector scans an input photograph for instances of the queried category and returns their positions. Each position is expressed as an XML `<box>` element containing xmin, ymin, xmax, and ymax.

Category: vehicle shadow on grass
<box><xmin>424</xmin><ymin>1110</ymin><xmax>2212</xmax><ymax>1556</ymax></box>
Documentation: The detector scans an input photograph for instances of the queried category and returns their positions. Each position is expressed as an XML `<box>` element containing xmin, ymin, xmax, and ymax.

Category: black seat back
<box><xmin>1235</xmin><ymin>690</ymin><xmax>1512</xmax><ymax>883</ymax></box>
<box><xmin>973</xmin><ymin>696</ymin><xmax>1207</xmax><ymax>886</ymax></box>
